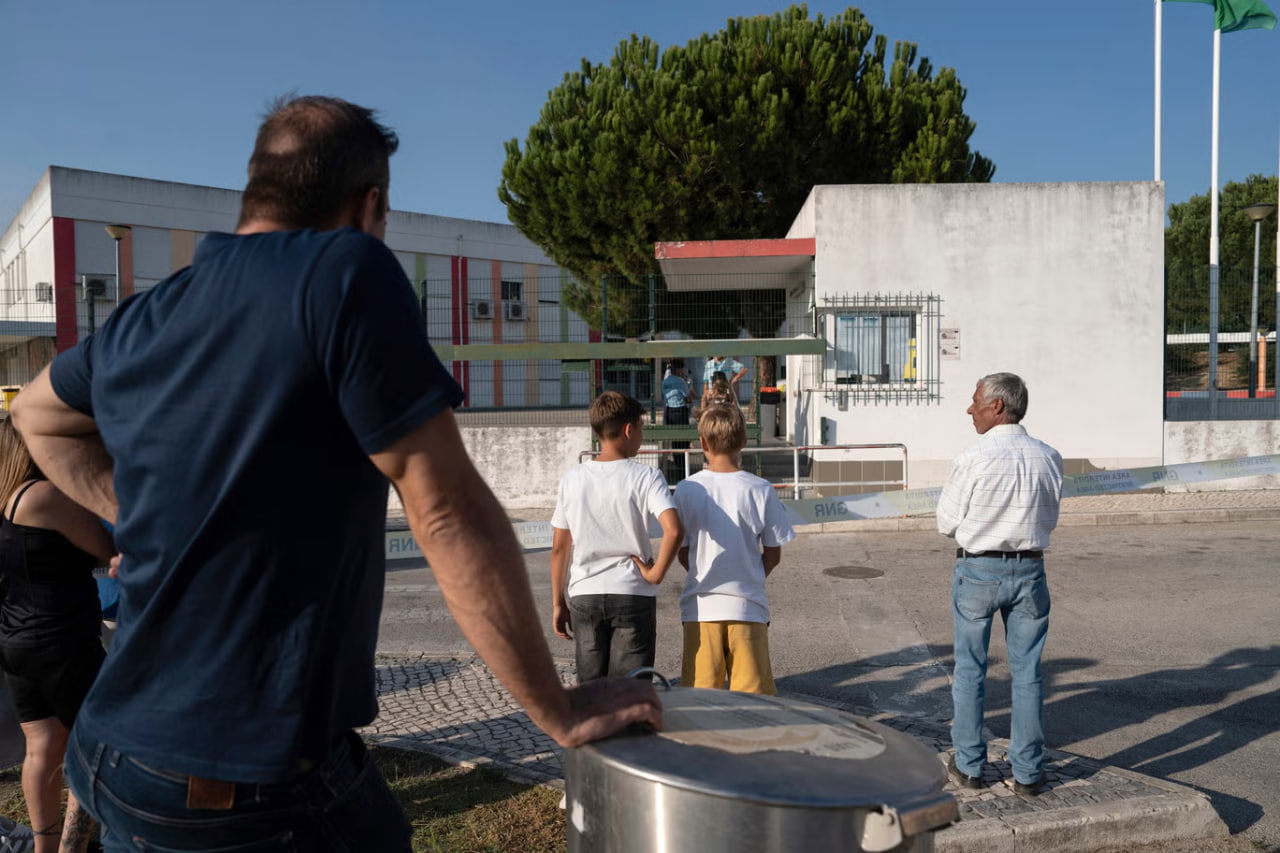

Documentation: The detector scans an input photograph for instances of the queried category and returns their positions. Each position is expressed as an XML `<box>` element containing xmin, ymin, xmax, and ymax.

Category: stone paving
<box><xmin>363</xmin><ymin>653</ymin><xmax>1213</xmax><ymax>837</ymax></box>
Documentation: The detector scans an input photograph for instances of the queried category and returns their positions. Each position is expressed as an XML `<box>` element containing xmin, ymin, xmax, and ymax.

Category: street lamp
<box><xmin>1242</xmin><ymin>204</ymin><xmax>1277</xmax><ymax>398</ymax></box>
<box><xmin>104</xmin><ymin>224</ymin><xmax>131</xmax><ymax>307</ymax></box>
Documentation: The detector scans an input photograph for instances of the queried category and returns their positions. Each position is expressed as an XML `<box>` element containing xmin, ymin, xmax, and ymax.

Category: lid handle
<box><xmin>624</xmin><ymin>666</ymin><xmax>671</xmax><ymax>691</ymax></box>
<box><xmin>860</xmin><ymin>807</ymin><xmax>902</xmax><ymax>852</ymax></box>
<box><xmin>861</xmin><ymin>792</ymin><xmax>959</xmax><ymax>850</ymax></box>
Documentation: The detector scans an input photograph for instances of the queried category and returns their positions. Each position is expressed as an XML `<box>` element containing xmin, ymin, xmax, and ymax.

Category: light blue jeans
<box><xmin>950</xmin><ymin>554</ymin><xmax>1051</xmax><ymax>786</ymax></box>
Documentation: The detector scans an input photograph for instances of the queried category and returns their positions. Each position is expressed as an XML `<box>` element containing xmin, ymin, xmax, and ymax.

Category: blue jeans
<box><xmin>950</xmin><ymin>554</ymin><xmax>1051</xmax><ymax>785</ymax></box>
<box><xmin>65</xmin><ymin>726</ymin><xmax>412</xmax><ymax>852</ymax></box>
<box><xmin>568</xmin><ymin>594</ymin><xmax>657</xmax><ymax>682</ymax></box>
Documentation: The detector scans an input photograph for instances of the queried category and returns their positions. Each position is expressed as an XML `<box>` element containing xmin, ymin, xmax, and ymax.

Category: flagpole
<box><xmin>1155</xmin><ymin>0</ymin><xmax>1163</xmax><ymax>180</ymax></box>
<box><xmin>1208</xmin><ymin>28</ymin><xmax>1221</xmax><ymax>413</ymax></box>
<box><xmin>1274</xmin><ymin>124</ymin><xmax>1279</xmax><ymax>407</ymax></box>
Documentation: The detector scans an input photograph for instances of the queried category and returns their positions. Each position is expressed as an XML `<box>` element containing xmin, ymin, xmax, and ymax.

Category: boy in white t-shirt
<box><xmin>674</xmin><ymin>404</ymin><xmax>795</xmax><ymax>694</ymax></box>
<box><xmin>551</xmin><ymin>392</ymin><xmax>683</xmax><ymax>682</ymax></box>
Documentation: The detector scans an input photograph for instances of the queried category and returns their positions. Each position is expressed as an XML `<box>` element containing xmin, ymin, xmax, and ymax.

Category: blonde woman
<box><xmin>0</xmin><ymin>419</ymin><xmax>112</xmax><ymax>853</ymax></box>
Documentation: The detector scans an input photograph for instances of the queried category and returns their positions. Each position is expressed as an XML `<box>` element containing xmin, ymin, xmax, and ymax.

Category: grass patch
<box><xmin>377</xmin><ymin>747</ymin><xmax>565</xmax><ymax>853</ymax></box>
<box><xmin>0</xmin><ymin>745</ymin><xmax>565</xmax><ymax>853</ymax></box>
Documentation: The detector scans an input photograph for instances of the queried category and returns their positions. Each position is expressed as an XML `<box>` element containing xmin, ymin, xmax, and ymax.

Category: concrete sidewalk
<box><xmin>374</xmin><ymin>488</ymin><xmax>1270</xmax><ymax>850</ymax></box>
<box><xmin>819</xmin><ymin>487</ymin><xmax>1280</xmax><ymax>535</ymax></box>
<box><xmin>364</xmin><ymin>655</ymin><xmax>1227</xmax><ymax>853</ymax></box>
<box><xmin>409</xmin><ymin>487</ymin><xmax>1280</xmax><ymax>531</ymax></box>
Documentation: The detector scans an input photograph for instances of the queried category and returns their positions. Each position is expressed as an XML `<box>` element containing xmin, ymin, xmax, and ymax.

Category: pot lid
<box><xmin>575</xmin><ymin>687</ymin><xmax>948</xmax><ymax>812</ymax></box>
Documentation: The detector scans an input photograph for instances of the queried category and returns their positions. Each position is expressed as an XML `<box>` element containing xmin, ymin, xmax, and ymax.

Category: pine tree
<box><xmin>1166</xmin><ymin>174</ymin><xmax>1278</xmax><ymax>333</ymax></box>
<box><xmin>499</xmin><ymin>5</ymin><xmax>993</xmax><ymax>336</ymax></box>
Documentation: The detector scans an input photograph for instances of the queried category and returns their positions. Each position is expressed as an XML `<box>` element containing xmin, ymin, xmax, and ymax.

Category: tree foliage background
<box><xmin>1166</xmin><ymin>174</ymin><xmax>1278</xmax><ymax>333</ymax></box>
<box><xmin>499</xmin><ymin>5</ymin><xmax>993</xmax><ymax>337</ymax></box>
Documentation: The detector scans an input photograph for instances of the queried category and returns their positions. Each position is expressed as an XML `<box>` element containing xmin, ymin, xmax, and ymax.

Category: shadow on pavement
<box><xmin>777</xmin><ymin>646</ymin><xmax>1096</xmax><ymax>722</ymax></box>
<box><xmin>988</xmin><ymin>645</ymin><xmax>1277</xmax><ymax>833</ymax></box>
<box><xmin>374</xmin><ymin>658</ymin><xmax>467</xmax><ymax>697</ymax></box>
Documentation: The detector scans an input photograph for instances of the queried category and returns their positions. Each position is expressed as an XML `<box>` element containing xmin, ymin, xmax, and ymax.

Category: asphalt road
<box><xmin>379</xmin><ymin>518</ymin><xmax>1280</xmax><ymax>848</ymax></box>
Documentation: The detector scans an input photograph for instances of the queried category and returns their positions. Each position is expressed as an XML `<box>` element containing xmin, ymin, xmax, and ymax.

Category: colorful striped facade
<box><xmin>0</xmin><ymin>167</ymin><xmax>593</xmax><ymax>405</ymax></box>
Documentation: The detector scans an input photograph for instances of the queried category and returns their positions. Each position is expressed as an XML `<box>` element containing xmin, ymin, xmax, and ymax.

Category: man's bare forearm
<box><xmin>26</xmin><ymin>432</ymin><xmax>117</xmax><ymax>524</ymax></box>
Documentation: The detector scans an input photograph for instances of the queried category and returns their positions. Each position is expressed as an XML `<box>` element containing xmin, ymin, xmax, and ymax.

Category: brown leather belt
<box><xmin>956</xmin><ymin>548</ymin><xmax>1043</xmax><ymax>560</ymax></box>
<box><xmin>187</xmin><ymin>775</ymin><xmax>236</xmax><ymax>810</ymax></box>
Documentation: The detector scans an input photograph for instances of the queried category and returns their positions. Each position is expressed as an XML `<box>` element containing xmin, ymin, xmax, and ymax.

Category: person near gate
<box><xmin>702</xmin><ymin>355</ymin><xmax>748</xmax><ymax>404</ymax></box>
<box><xmin>662</xmin><ymin>360</ymin><xmax>691</xmax><ymax>426</ymax></box>
<box><xmin>935</xmin><ymin>372</ymin><xmax>1063</xmax><ymax>797</ymax></box>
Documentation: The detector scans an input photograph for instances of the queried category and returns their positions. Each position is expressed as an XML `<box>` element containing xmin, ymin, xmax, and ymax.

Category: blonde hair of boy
<box><xmin>697</xmin><ymin>403</ymin><xmax>748</xmax><ymax>456</ymax></box>
<box><xmin>589</xmin><ymin>390</ymin><xmax>644</xmax><ymax>440</ymax></box>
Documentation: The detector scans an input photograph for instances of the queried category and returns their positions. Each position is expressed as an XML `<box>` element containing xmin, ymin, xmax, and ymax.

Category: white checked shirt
<box><xmin>936</xmin><ymin>423</ymin><xmax>1064</xmax><ymax>552</ymax></box>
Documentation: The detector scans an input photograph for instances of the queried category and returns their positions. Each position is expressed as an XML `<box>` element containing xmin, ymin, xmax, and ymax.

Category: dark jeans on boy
<box><xmin>568</xmin><ymin>594</ymin><xmax>657</xmax><ymax>682</ymax></box>
<box><xmin>66</xmin><ymin>726</ymin><xmax>412</xmax><ymax>852</ymax></box>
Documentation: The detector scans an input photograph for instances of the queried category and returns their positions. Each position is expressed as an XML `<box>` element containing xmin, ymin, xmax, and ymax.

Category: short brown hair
<box><xmin>698</xmin><ymin>403</ymin><xmax>747</xmax><ymax>455</ymax></box>
<box><xmin>589</xmin><ymin>391</ymin><xmax>643</xmax><ymax>440</ymax></box>
<box><xmin>238</xmin><ymin>94</ymin><xmax>399</xmax><ymax>230</ymax></box>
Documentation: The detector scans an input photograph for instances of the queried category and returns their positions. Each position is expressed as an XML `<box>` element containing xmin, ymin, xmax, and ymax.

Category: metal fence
<box><xmin>0</xmin><ymin>281</ymin><xmax>61</xmax><ymax>392</ymax></box>
<box><xmin>427</xmin><ymin>273</ymin><xmax>810</xmax><ymax>427</ymax></box>
<box><xmin>1165</xmin><ymin>265</ymin><xmax>1280</xmax><ymax>420</ymax></box>
<box><xmin>580</xmin><ymin>443</ymin><xmax>909</xmax><ymax>498</ymax></box>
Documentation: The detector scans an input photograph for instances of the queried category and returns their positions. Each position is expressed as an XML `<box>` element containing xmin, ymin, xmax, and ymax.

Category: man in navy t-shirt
<box><xmin>12</xmin><ymin>95</ymin><xmax>659</xmax><ymax>852</ymax></box>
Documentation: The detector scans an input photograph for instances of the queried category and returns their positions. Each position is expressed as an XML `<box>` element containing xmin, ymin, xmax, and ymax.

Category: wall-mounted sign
<box><xmin>941</xmin><ymin>328</ymin><xmax>960</xmax><ymax>361</ymax></box>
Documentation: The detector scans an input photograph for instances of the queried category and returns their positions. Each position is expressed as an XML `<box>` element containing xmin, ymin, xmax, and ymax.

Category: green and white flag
<box><xmin>1166</xmin><ymin>0</ymin><xmax>1277</xmax><ymax>32</ymax></box>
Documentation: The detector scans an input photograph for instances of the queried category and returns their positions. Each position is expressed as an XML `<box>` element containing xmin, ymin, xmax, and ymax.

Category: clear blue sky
<box><xmin>3</xmin><ymin>1</ymin><xmax>1278</xmax><ymax>230</ymax></box>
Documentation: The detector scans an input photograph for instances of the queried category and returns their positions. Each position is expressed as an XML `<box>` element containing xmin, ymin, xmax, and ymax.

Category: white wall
<box><xmin>2</xmin><ymin>217</ymin><xmax>55</xmax><ymax>324</ymax></box>
<box><xmin>788</xmin><ymin>182</ymin><xmax>1165</xmax><ymax>487</ymax></box>
<box><xmin>1</xmin><ymin>171</ymin><xmax>54</xmax><ymax>321</ymax></box>
<box><xmin>2</xmin><ymin>170</ymin><xmax>52</xmax><ymax>253</ymax></box>
<box><xmin>1164</xmin><ymin>420</ymin><xmax>1280</xmax><ymax>489</ymax></box>
<box><xmin>382</xmin><ymin>426</ymin><xmax>586</xmax><ymax>512</ymax></box>
<box><xmin>51</xmin><ymin>168</ymin><xmax>240</xmax><ymax>233</ymax></box>
<box><xmin>460</xmin><ymin>426</ymin><xmax>593</xmax><ymax>507</ymax></box>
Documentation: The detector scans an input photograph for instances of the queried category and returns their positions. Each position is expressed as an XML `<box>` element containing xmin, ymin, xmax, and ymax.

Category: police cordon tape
<box><xmin>384</xmin><ymin>454</ymin><xmax>1280</xmax><ymax>561</ymax></box>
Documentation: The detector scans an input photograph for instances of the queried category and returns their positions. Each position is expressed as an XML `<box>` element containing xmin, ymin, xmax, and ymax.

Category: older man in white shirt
<box><xmin>936</xmin><ymin>372</ymin><xmax>1063</xmax><ymax>797</ymax></box>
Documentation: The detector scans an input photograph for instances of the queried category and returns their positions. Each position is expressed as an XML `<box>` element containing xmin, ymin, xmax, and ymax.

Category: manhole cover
<box><xmin>823</xmin><ymin>566</ymin><xmax>885</xmax><ymax>580</ymax></box>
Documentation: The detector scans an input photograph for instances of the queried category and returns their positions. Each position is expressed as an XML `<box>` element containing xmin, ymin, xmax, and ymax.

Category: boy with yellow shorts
<box><xmin>674</xmin><ymin>404</ymin><xmax>795</xmax><ymax>693</ymax></box>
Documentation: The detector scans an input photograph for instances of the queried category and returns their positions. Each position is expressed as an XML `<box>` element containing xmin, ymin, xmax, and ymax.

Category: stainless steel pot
<box><xmin>565</xmin><ymin>686</ymin><xmax>956</xmax><ymax>853</ymax></box>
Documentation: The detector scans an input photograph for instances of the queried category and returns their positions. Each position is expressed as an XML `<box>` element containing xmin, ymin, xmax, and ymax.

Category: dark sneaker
<box><xmin>1013</xmin><ymin>776</ymin><xmax>1045</xmax><ymax>796</ymax></box>
<box><xmin>946</xmin><ymin>754</ymin><xmax>983</xmax><ymax>790</ymax></box>
<box><xmin>0</xmin><ymin>817</ymin><xmax>34</xmax><ymax>853</ymax></box>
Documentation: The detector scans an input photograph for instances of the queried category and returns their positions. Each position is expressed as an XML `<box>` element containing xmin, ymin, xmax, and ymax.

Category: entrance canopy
<box><xmin>654</xmin><ymin>238</ymin><xmax>814</xmax><ymax>291</ymax></box>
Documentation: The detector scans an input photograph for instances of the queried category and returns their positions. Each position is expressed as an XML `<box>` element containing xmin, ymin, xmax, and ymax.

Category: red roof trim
<box><xmin>654</xmin><ymin>238</ymin><xmax>815</xmax><ymax>260</ymax></box>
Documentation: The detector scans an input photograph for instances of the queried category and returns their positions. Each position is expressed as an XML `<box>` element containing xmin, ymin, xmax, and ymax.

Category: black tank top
<box><xmin>0</xmin><ymin>481</ymin><xmax>102</xmax><ymax>648</ymax></box>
